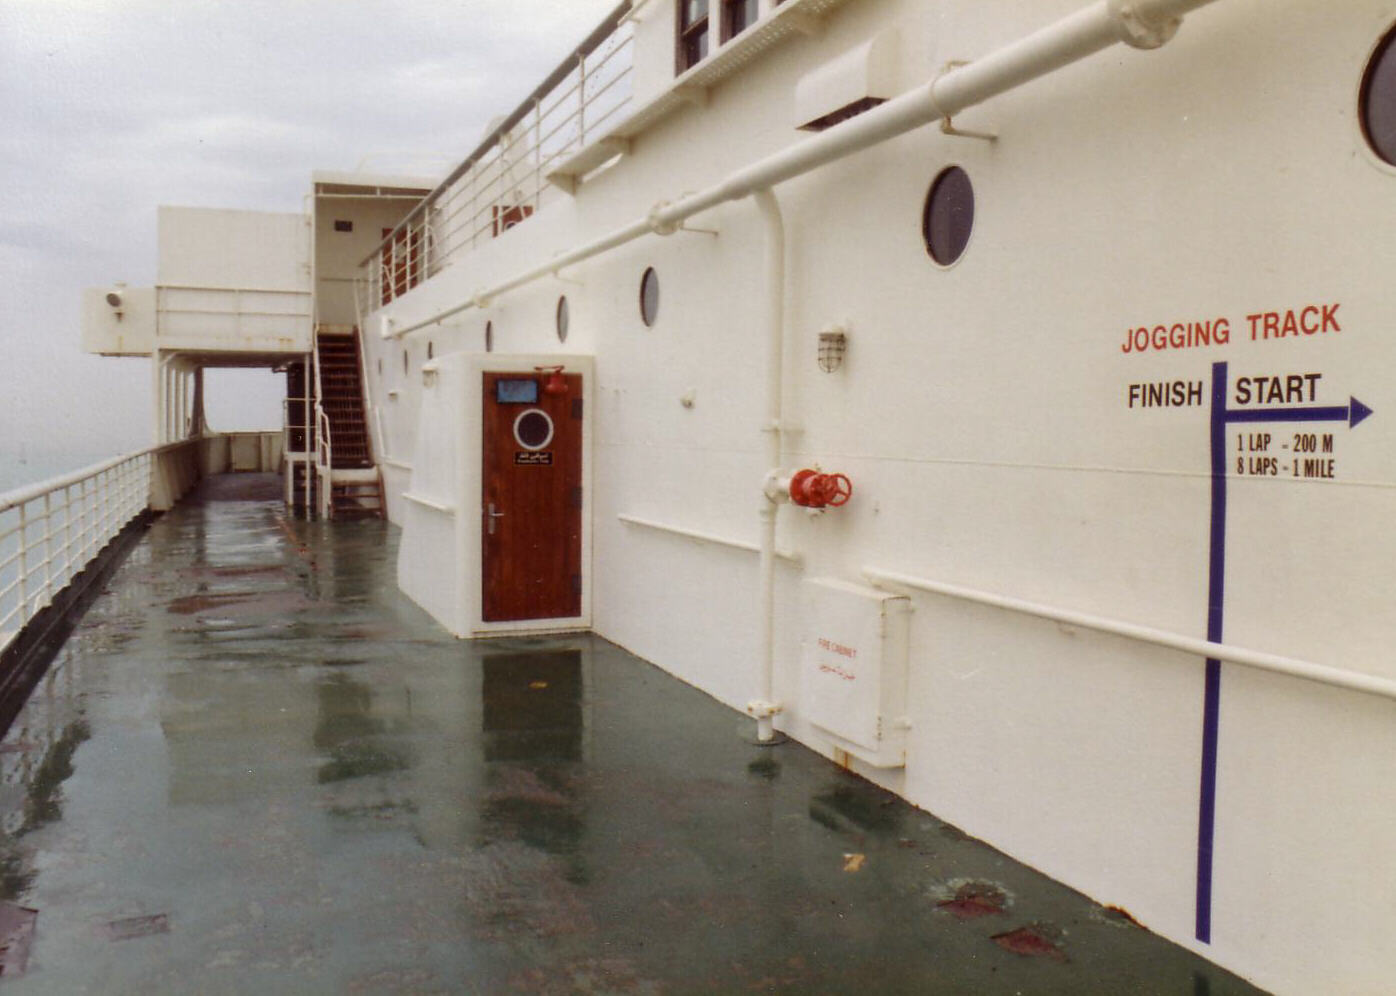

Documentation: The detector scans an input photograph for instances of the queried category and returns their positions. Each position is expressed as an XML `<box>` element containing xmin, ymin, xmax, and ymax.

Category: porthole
<box><xmin>922</xmin><ymin>165</ymin><xmax>974</xmax><ymax>266</ymax></box>
<box><xmin>640</xmin><ymin>267</ymin><xmax>660</xmax><ymax>327</ymax></box>
<box><xmin>485</xmin><ymin>320</ymin><xmax>494</xmax><ymax>353</ymax></box>
<box><xmin>513</xmin><ymin>409</ymin><xmax>554</xmax><ymax>450</ymax></box>
<box><xmin>427</xmin><ymin>341</ymin><xmax>434</xmax><ymax>360</ymax></box>
<box><xmin>1361</xmin><ymin>24</ymin><xmax>1396</xmax><ymax>166</ymax></box>
<box><xmin>556</xmin><ymin>296</ymin><xmax>569</xmax><ymax>343</ymax></box>
<box><xmin>377</xmin><ymin>358</ymin><xmax>382</xmax><ymax>377</ymax></box>
<box><xmin>402</xmin><ymin>349</ymin><xmax>408</xmax><ymax>374</ymax></box>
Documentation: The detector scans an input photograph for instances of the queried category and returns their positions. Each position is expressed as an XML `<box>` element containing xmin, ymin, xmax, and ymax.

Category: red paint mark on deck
<box><xmin>937</xmin><ymin>882</ymin><xmax>1007</xmax><ymax>919</ymax></box>
<box><xmin>991</xmin><ymin>924</ymin><xmax>1067</xmax><ymax>961</ymax></box>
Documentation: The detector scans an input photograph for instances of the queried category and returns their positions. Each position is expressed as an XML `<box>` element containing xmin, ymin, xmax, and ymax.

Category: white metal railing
<box><xmin>862</xmin><ymin>566</ymin><xmax>1396</xmax><ymax>702</ymax></box>
<box><xmin>312</xmin><ymin>338</ymin><xmax>333</xmax><ymax>520</ymax></box>
<box><xmin>359</xmin><ymin>1</ymin><xmax>635</xmax><ymax>315</ymax></box>
<box><xmin>0</xmin><ymin>450</ymin><xmax>152</xmax><ymax>655</ymax></box>
<box><xmin>282</xmin><ymin>382</ymin><xmax>313</xmax><ymax>517</ymax></box>
<box><xmin>617</xmin><ymin>514</ymin><xmax>802</xmax><ymax>562</ymax></box>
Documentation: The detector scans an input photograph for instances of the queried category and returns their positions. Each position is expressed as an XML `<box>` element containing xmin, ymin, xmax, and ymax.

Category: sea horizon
<box><xmin>0</xmin><ymin>447</ymin><xmax>139</xmax><ymax>497</ymax></box>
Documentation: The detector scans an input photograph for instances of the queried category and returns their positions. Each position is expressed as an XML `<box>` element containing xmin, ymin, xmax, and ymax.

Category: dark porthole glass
<box><xmin>640</xmin><ymin>267</ymin><xmax>660</xmax><ymax>326</ymax></box>
<box><xmin>427</xmin><ymin>341</ymin><xmax>434</xmax><ymax>360</ymax></box>
<box><xmin>922</xmin><ymin>165</ymin><xmax>974</xmax><ymax>266</ymax></box>
<box><xmin>514</xmin><ymin>409</ymin><xmax>554</xmax><ymax>450</ymax></box>
<box><xmin>485</xmin><ymin>321</ymin><xmax>494</xmax><ymax>353</ymax></box>
<box><xmin>402</xmin><ymin>349</ymin><xmax>408</xmax><ymax>374</ymax></box>
<box><xmin>1361</xmin><ymin>25</ymin><xmax>1396</xmax><ymax>166</ymax></box>
<box><xmin>556</xmin><ymin>296</ymin><xmax>569</xmax><ymax>343</ymax></box>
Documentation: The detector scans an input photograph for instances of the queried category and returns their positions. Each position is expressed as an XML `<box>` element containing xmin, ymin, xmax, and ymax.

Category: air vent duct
<box><xmin>795</xmin><ymin>30</ymin><xmax>900</xmax><ymax>132</ymax></box>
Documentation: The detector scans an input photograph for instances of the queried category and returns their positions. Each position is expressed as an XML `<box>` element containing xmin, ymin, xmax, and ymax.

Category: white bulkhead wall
<box><xmin>312</xmin><ymin>189</ymin><xmax>431</xmax><ymax>328</ymax></box>
<box><xmin>366</xmin><ymin>1</ymin><xmax>1396</xmax><ymax>992</ymax></box>
<box><xmin>155</xmin><ymin>206</ymin><xmax>312</xmax><ymax>354</ymax></box>
<box><xmin>157</xmin><ymin>206</ymin><xmax>309</xmax><ymax>292</ymax></box>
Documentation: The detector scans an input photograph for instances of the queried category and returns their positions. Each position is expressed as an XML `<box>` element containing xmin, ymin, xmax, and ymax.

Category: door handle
<box><xmin>487</xmin><ymin>502</ymin><xmax>505</xmax><ymax>535</ymax></box>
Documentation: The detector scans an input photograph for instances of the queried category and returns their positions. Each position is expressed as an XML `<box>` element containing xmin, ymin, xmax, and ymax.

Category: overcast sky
<box><xmin>0</xmin><ymin>0</ymin><xmax>618</xmax><ymax>478</ymax></box>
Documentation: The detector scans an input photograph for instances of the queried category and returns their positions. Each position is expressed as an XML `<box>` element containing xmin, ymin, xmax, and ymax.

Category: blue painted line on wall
<box><xmin>1196</xmin><ymin>359</ymin><xmax>1228</xmax><ymax>944</ymax></box>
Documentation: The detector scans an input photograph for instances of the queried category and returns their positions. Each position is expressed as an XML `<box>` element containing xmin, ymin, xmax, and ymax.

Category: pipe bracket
<box><xmin>648</xmin><ymin>201</ymin><xmax>680</xmax><ymax>236</ymax></box>
<box><xmin>1106</xmin><ymin>0</ymin><xmax>1182</xmax><ymax>49</ymax></box>
<box><xmin>762</xmin><ymin>469</ymin><xmax>789</xmax><ymax>504</ymax></box>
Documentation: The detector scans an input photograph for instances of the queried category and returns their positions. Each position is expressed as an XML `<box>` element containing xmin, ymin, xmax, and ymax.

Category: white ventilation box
<box><xmin>794</xmin><ymin>30</ymin><xmax>900</xmax><ymax>131</ymax></box>
<box><xmin>800</xmin><ymin>578</ymin><xmax>911</xmax><ymax>768</ymax></box>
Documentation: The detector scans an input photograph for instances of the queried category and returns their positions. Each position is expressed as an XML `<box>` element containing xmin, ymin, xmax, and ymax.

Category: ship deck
<box><xmin>0</xmin><ymin>474</ymin><xmax>1261</xmax><ymax>993</ymax></box>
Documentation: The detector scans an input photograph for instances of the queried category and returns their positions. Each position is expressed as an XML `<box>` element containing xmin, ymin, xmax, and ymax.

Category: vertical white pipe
<box><xmin>754</xmin><ymin>188</ymin><xmax>784</xmax><ymax>743</ymax></box>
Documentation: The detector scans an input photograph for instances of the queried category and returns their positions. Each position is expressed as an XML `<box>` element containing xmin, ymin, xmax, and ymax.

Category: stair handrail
<box><xmin>316</xmin><ymin>408</ymin><xmax>333</xmax><ymax>474</ymax></box>
<box><xmin>311</xmin><ymin>330</ymin><xmax>333</xmax><ymax>478</ymax></box>
<box><xmin>350</xmin><ymin>325</ymin><xmax>375</xmax><ymax>465</ymax></box>
<box><xmin>352</xmin><ymin>284</ymin><xmax>388</xmax><ymax>470</ymax></box>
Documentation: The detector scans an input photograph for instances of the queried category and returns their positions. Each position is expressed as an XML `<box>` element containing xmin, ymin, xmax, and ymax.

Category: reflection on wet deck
<box><xmin>0</xmin><ymin>475</ymin><xmax>1263</xmax><ymax>993</ymax></box>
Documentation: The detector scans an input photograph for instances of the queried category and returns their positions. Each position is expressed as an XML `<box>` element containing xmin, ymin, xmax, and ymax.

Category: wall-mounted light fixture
<box><xmin>817</xmin><ymin>324</ymin><xmax>848</xmax><ymax>373</ymax></box>
<box><xmin>106</xmin><ymin>284</ymin><xmax>125</xmax><ymax>321</ymax></box>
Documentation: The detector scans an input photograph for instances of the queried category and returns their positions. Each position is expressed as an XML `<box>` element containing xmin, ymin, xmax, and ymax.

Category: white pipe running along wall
<box><xmin>863</xmin><ymin>567</ymin><xmax>1396</xmax><ymax>701</ymax></box>
<box><xmin>749</xmin><ymin>188</ymin><xmax>785</xmax><ymax>743</ymax></box>
<box><xmin>385</xmin><ymin>0</ymin><xmax>1223</xmax><ymax>340</ymax></box>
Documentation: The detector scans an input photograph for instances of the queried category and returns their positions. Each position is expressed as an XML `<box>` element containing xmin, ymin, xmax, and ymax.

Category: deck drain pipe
<box><xmin>747</xmin><ymin>188</ymin><xmax>785</xmax><ymax>743</ymax></box>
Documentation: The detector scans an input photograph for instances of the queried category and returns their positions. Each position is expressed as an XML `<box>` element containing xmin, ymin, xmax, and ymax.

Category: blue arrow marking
<box><xmin>1224</xmin><ymin>397</ymin><xmax>1373</xmax><ymax>427</ymax></box>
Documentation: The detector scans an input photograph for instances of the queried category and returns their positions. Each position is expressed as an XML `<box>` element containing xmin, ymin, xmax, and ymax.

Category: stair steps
<box><xmin>313</xmin><ymin>329</ymin><xmax>384</xmax><ymax>521</ymax></box>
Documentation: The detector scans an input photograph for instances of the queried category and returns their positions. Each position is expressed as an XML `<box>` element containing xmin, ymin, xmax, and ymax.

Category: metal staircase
<box><xmin>312</xmin><ymin>327</ymin><xmax>385</xmax><ymax>520</ymax></box>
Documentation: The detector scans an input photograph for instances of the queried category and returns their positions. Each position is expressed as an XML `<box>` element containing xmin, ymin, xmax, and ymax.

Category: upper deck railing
<box><xmin>360</xmin><ymin>0</ymin><xmax>635</xmax><ymax>315</ymax></box>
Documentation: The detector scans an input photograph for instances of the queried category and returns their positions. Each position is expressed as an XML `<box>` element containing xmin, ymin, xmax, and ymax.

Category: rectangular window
<box><xmin>496</xmin><ymin>379</ymin><xmax>540</xmax><ymax>404</ymax></box>
<box><xmin>721</xmin><ymin>0</ymin><xmax>758</xmax><ymax>42</ymax></box>
<box><xmin>677</xmin><ymin>0</ymin><xmax>709</xmax><ymax>74</ymax></box>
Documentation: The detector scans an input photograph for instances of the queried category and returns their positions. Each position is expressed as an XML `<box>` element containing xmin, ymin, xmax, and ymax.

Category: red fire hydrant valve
<box><xmin>788</xmin><ymin>469</ymin><xmax>853</xmax><ymax>508</ymax></box>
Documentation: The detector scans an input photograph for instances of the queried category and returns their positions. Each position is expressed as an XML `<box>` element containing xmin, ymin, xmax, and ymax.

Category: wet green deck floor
<box><xmin>0</xmin><ymin>475</ymin><xmax>1263</xmax><ymax>993</ymax></box>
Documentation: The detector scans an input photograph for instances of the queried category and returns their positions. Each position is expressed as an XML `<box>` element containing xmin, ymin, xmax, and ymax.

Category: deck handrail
<box><xmin>1</xmin><ymin>448</ymin><xmax>156</xmax><ymax>652</ymax></box>
<box><xmin>0</xmin><ymin>439</ymin><xmax>208</xmax><ymax>514</ymax></box>
<box><xmin>862</xmin><ymin>566</ymin><xmax>1396</xmax><ymax>702</ymax></box>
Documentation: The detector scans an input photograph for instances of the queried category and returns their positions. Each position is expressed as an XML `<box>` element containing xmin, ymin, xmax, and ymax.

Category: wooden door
<box><xmin>482</xmin><ymin>371</ymin><xmax>583</xmax><ymax>622</ymax></box>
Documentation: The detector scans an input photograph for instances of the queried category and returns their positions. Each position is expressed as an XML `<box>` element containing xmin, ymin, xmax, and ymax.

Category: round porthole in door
<box><xmin>513</xmin><ymin>409</ymin><xmax>554</xmax><ymax>450</ymax></box>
